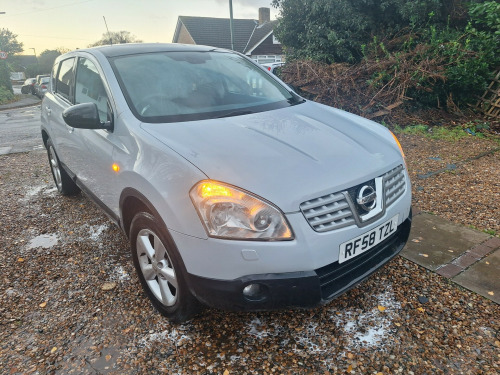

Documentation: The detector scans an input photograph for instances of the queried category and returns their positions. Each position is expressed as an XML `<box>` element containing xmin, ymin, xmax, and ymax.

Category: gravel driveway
<box><xmin>1</xmin><ymin>134</ymin><xmax>499</xmax><ymax>374</ymax></box>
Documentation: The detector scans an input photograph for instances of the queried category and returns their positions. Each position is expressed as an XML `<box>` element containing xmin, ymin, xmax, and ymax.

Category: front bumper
<box><xmin>187</xmin><ymin>211</ymin><xmax>411</xmax><ymax>311</ymax></box>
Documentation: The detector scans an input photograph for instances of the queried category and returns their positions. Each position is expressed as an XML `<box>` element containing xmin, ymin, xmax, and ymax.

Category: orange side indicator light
<box><xmin>200</xmin><ymin>182</ymin><xmax>233</xmax><ymax>198</ymax></box>
<box><xmin>112</xmin><ymin>163</ymin><xmax>120</xmax><ymax>172</ymax></box>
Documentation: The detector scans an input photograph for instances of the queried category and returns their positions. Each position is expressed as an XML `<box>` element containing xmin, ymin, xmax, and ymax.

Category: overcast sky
<box><xmin>0</xmin><ymin>0</ymin><xmax>279</xmax><ymax>55</ymax></box>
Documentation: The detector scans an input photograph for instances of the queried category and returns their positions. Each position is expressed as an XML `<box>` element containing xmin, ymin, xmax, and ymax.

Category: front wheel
<box><xmin>130</xmin><ymin>212</ymin><xmax>200</xmax><ymax>323</ymax></box>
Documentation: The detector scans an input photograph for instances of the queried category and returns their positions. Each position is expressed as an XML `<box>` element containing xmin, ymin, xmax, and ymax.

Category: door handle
<box><xmin>45</xmin><ymin>106</ymin><xmax>51</xmax><ymax>115</ymax></box>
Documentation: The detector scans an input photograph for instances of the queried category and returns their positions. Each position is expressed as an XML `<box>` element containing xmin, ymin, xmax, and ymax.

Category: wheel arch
<box><xmin>120</xmin><ymin>188</ymin><xmax>158</xmax><ymax>238</ymax></box>
<box><xmin>120</xmin><ymin>188</ymin><xmax>194</xmax><ymax>289</ymax></box>
<box><xmin>41</xmin><ymin>129</ymin><xmax>49</xmax><ymax>148</ymax></box>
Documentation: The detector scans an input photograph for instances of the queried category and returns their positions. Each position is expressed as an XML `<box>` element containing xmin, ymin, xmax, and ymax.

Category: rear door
<box><xmin>47</xmin><ymin>56</ymin><xmax>77</xmax><ymax>168</ymax></box>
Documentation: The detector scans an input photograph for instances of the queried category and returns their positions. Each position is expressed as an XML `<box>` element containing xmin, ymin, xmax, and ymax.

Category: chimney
<box><xmin>259</xmin><ymin>7</ymin><xmax>270</xmax><ymax>24</ymax></box>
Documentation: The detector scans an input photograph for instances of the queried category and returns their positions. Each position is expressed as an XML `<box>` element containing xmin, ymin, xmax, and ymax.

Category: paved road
<box><xmin>0</xmin><ymin>105</ymin><xmax>44</xmax><ymax>155</ymax></box>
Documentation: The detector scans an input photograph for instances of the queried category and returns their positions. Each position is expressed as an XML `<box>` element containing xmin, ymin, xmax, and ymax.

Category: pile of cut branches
<box><xmin>280</xmin><ymin>46</ymin><xmax>449</xmax><ymax>119</ymax></box>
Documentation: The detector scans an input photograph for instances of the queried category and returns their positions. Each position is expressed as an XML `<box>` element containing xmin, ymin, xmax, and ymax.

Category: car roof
<box><xmin>82</xmin><ymin>43</ymin><xmax>227</xmax><ymax>58</ymax></box>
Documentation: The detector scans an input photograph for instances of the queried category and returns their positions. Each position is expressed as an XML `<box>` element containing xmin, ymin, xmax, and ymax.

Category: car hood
<box><xmin>141</xmin><ymin>101</ymin><xmax>403</xmax><ymax>213</ymax></box>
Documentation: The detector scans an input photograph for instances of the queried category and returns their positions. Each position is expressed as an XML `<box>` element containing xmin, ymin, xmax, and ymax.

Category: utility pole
<box><xmin>229</xmin><ymin>0</ymin><xmax>234</xmax><ymax>51</ymax></box>
<box><xmin>103</xmin><ymin>16</ymin><xmax>112</xmax><ymax>45</ymax></box>
<box><xmin>30</xmin><ymin>48</ymin><xmax>37</xmax><ymax>63</ymax></box>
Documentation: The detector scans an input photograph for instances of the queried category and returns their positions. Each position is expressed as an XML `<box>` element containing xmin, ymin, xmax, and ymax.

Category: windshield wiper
<box><xmin>216</xmin><ymin>110</ymin><xmax>254</xmax><ymax>118</ymax></box>
<box><xmin>288</xmin><ymin>92</ymin><xmax>305</xmax><ymax>106</ymax></box>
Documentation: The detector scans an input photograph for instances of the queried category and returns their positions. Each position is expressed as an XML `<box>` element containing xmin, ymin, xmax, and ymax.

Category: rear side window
<box><xmin>55</xmin><ymin>58</ymin><xmax>75</xmax><ymax>102</ymax></box>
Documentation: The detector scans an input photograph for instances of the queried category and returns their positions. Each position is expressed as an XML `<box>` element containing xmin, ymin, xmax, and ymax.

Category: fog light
<box><xmin>243</xmin><ymin>283</ymin><xmax>261</xmax><ymax>296</ymax></box>
<box><xmin>242</xmin><ymin>283</ymin><xmax>267</xmax><ymax>301</ymax></box>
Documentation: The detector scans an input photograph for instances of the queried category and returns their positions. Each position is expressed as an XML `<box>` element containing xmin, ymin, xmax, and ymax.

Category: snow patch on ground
<box><xmin>111</xmin><ymin>265</ymin><xmax>131</xmax><ymax>281</ymax></box>
<box><xmin>237</xmin><ymin>282</ymin><xmax>401</xmax><ymax>369</ymax></box>
<box><xmin>19</xmin><ymin>185</ymin><xmax>58</xmax><ymax>202</ymax></box>
<box><xmin>19</xmin><ymin>185</ymin><xmax>45</xmax><ymax>202</ymax></box>
<box><xmin>43</xmin><ymin>187</ymin><xmax>58</xmax><ymax>196</ymax></box>
<box><xmin>26</xmin><ymin>233</ymin><xmax>59</xmax><ymax>249</ymax></box>
<box><xmin>138</xmin><ymin>327</ymin><xmax>191</xmax><ymax>349</ymax></box>
<box><xmin>246</xmin><ymin>317</ymin><xmax>286</xmax><ymax>340</ymax></box>
<box><xmin>247</xmin><ymin>318</ymin><xmax>270</xmax><ymax>339</ymax></box>
<box><xmin>88</xmin><ymin>224</ymin><xmax>108</xmax><ymax>241</ymax></box>
<box><xmin>334</xmin><ymin>283</ymin><xmax>401</xmax><ymax>351</ymax></box>
<box><xmin>292</xmin><ymin>321</ymin><xmax>328</xmax><ymax>355</ymax></box>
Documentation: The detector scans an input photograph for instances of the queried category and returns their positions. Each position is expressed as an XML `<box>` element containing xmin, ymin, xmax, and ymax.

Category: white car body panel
<box><xmin>141</xmin><ymin>101</ymin><xmax>402</xmax><ymax>214</ymax></box>
<box><xmin>40</xmin><ymin>44</ymin><xmax>412</xmax><ymax>312</ymax></box>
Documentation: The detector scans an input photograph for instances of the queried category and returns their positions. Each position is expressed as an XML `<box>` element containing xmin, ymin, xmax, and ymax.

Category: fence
<box><xmin>476</xmin><ymin>70</ymin><xmax>500</xmax><ymax>118</ymax></box>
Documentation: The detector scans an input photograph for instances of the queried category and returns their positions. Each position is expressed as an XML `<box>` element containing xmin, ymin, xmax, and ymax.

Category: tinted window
<box><xmin>110</xmin><ymin>51</ymin><xmax>296</xmax><ymax>123</ymax></box>
<box><xmin>75</xmin><ymin>58</ymin><xmax>109</xmax><ymax>123</ymax></box>
<box><xmin>56</xmin><ymin>58</ymin><xmax>75</xmax><ymax>102</ymax></box>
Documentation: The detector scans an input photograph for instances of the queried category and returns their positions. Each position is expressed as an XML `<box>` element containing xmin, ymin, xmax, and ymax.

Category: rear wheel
<box><xmin>46</xmin><ymin>139</ymin><xmax>80</xmax><ymax>196</ymax></box>
<box><xmin>130</xmin><ymin>212</ymin><xmax>200</xmax><ymax>323</ymax></box>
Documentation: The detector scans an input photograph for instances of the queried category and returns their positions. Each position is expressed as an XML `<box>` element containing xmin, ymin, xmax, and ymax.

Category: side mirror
<box><xmin>62</xmin><ymin>102</ymin><xmax>113</xmax><ymax>131</ymax></box>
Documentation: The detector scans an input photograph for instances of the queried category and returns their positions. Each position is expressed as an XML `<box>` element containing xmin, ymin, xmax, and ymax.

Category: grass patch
<box><xmin>392</xmin><ymin>123</ymin><xmax>496</xmax><ymax>142</ymax></box>
<box><xmin>483</xmin><ymin>229</ymin><xmax>497</xmax><ymax>236</ymax></box>
<box><xmin>430</xmin><ymin>126</ymin><xmax>467</xmax><ymax>141</ymax></box>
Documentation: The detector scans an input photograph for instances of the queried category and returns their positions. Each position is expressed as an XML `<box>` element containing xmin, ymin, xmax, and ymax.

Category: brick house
<box><xmin>172</xmin><ymin>7</ymin><xmax>283</xmax><ymax>64</ymax></box>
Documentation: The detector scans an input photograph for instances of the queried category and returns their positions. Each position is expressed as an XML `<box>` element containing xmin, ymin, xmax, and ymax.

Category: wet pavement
<box><xmin>0</xmin><ymin>105</ymin><xmax>44</xmax><ymax>155</ymax></box>
<box><xmin>401</xmin><ymin>212</ymin><xmax>499</xmax><ymax>304</ymax></box>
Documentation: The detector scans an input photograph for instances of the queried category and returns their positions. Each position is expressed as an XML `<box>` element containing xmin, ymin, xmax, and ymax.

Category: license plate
<box><xmin>339</xmin><ymin>215</ymin><xmax>399</xmax><ymax>264</ymax></box>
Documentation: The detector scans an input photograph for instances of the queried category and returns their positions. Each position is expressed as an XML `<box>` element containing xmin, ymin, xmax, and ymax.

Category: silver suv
<box><xmin>41</xmin><ymin>44</ymin><xmax>412</xmax><ymax>322</ymax></box>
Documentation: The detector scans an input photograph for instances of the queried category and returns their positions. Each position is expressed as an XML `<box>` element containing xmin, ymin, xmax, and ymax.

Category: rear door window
<box><xmin>55</xmin><ymin>58</ymin><xmax>75</xmax><ymax>102</ymax></box>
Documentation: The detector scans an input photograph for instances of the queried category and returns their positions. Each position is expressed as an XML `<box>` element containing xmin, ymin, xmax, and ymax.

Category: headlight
<box><xmin>390</xmin><ymin>130</ymin><xmax>406</xmax><ymax>166</ymax></box>
<box><xmin>190</xmin><ymin>180</ymin><xmax>293</xmax><ymax>241</ymax></box>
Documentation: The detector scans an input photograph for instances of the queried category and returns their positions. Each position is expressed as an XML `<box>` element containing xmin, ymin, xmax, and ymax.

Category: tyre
<box><xmin>21</xmin><ymin>86</ymin><xmax>29</xmax><ymax>94</ymax></box>
<box><xmin>130</xmin><ymin>212</ymin><xmax>200</xmax><ymax>323</ymax></box>
<box><xmin>46</xmin><ymin>139</ymin><xmax>80</xmax><ymax>196</ymax></box>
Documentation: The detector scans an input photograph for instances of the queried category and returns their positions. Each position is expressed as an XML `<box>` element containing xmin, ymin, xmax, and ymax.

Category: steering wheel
<box><xmin>136</xmin><ymin>94</ymin><xmax>176</xmax><ymax>116</ymax></box>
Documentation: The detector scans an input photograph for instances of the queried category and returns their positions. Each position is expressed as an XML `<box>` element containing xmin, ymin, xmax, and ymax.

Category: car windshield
<box><xmin>110</xmin><ymin>51</ymin><xmax>299</xmax><ymax>123</ymax></box>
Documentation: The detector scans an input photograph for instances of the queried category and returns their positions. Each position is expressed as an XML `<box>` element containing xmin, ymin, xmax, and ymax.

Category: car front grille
<box><xmin>300</xmin><ymin>165</ymin><xmax>406</xmax><ymax>232</ymax></box>
<box><xmin>299</xmin><ymin>192</ymin><xmax>355</xmax><ymax>233</ymax></box>
<box><xmin>383</xmin><ymin>165</ymin><xmax>406</xmax><ymax>207</ymax></box>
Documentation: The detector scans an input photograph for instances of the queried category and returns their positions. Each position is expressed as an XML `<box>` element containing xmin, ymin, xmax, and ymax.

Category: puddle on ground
<box><xmin>26</xmin><ymin>234</ymin><xmax>59</xmax><ymax>249</ymax></box>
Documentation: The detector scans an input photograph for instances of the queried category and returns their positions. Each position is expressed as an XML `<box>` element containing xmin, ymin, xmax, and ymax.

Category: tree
<box><xmin>0</xmin><ymin>28</ymin><xmax>23</xmax><ymax>54</ymax></box>
<box><xmin>271</xmin><ymin>0</ymin><xmax>465</xmax><ymax>63</ymax></box>
<box><xmin>37</xmin><ymin>49</ymin><xmax>62</xmax><ymax>73</ymax></box>
<box><xmin>88</xmin><ymin>31</ymin><xmax>142</xmax><ymax>47</ymax></box>
<box><xmin>0</xmin><ymin>28</ymin><xmax>23</xmax><ymax>93</ymax></box>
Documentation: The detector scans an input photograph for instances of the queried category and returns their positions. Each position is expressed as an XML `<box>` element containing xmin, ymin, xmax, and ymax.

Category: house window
<box><xmin>251</xmin><ymin>55</ymin><xmax>282</xmax><ymax>64</ymax></box>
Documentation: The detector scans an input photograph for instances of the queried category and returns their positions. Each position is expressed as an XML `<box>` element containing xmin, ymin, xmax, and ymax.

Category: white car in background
<box><xmin>261</xmin><ymin>62</ymin><xmax>285</xmax><ymax>75</ymax></box>
<box><xmin>41</xmin><ymin>44</ymin><xmax>412</xmax><ymax>322</ymax></box>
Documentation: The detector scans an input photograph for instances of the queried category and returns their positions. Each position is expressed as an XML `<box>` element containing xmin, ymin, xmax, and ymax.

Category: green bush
<box><xmin>273</xmin><ymin>0</ymin><xmax>499</xmax><ymax>109</ymax></box>
<box><xmin>0</xmin><ymin>85</ymin><xmax>15</xmax><ymax>104</ymax></box>
<box><xmin>0</xmin><ymin>61</ymin><xmax>13</xmax><ymax>94</ymax></box>
<box><xmin>272</xmin><ymin>0</ymin><xmax>464</xmax><ymax>63</ymax></box>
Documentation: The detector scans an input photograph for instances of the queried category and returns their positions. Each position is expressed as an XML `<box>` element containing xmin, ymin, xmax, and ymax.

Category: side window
<box><xmin>75</xmin><ymin>58</ymin><xmax>109</xmax><ymax>123</ymax></box>
<box><xmin>55</xmin><ymin>58</ymin><xmax>75</xmax><ymax>102</ymax></box>
<box><xmin>51</xmin><ymin>63</ymin><xmax>58</xmax><ymax>92</ymax></box>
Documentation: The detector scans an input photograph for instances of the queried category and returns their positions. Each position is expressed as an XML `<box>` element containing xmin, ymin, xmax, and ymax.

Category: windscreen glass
<box><xmin>111</xmin><ymin>51</ymin><xmax>296</xmax><ymax>123</ymax></box>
